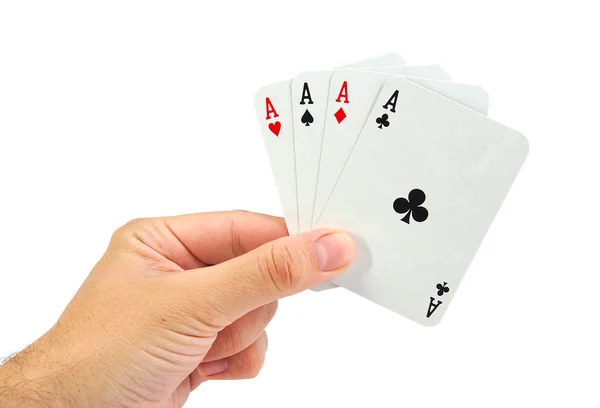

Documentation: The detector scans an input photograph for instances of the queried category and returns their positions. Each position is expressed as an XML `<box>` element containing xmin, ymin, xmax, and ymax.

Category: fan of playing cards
<box><xmin>253</xmin><ymin>53</ymin><xmax>529</xmax><ymax>326</ymax></box>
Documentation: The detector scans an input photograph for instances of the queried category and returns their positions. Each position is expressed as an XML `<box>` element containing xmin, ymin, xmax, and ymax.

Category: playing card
<box><xmin>312</xmin><ymin>70</ymin><xmax>489</xmax><ymax>228</ymax></box>
<box><xmin>314</xmin><ymin>77</ymin><xmax>529</xmax><ymax>326</ymax></box>
<box><xmin>310</xmin><ymin>71</ymin><xmax>489</xmax><ymax>292</ymax></box>
<box><xmin>254</xmin><ymin>81</ymin><xmax>298</xmax><ymax>232</ymax></box>
<box><xmin>255</xmin><ymin>55</ymin><xmax>408</xmax><ymax>234</ymax></box>
<box><xmin>293</xmin><ymin>66</ymin><xmax>451</xmax><ymax>235</ymax></box>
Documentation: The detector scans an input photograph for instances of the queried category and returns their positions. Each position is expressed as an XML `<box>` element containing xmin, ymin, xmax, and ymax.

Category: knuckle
<box><xmin>122</xmin><ymin>217</ymin><xmax>149</xmax><ymax>231</ymax></box>
<box><xmin>110</xmin><ymin>217</ymin><xmax>165</xmax><ymax>253</ymax></box>
<box><xmin>258</xmin><ymin>242</ymin><xmax>305</xmax><ymax>292</ymax></box>
<box><xmin>111</xmin><ymin>218</ymin><xmax>147</xmax><ymax>242</ymax></box>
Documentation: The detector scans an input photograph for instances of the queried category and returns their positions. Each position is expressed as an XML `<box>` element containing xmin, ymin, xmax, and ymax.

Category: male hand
<box><xmin>0</xmin><ymin>211</ymin><xmax>355</xmax><ymax>407</ymax></box>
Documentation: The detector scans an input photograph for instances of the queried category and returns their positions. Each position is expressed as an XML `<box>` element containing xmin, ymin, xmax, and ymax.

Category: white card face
<box><xmin>315</xmin><ymin>77</ymin><xmax>529</xmax><ymax>326</ymax></box>
<box><xmin>254</xmin><ymin>81</ymin><xmax>298</xmax><ymax>233</ymax></box>
<box><xmin>292</xmin><ymin>66</ymin><xmax>451</xmax><ymax>235</ymax></box>
<box><xmin>292</xmin><ymin>71</ymin><xmax>335</xmax><ymax>233</ymax></box>
<box><xmin>404</xmin><ymin>77</ymin><xmax>489</xmax><ymax>114</ymax></box>
<box><xmin>295</xmin><ymin>56</ymin><xmax>406</xmax><ymax>293</ymax></box>
<box><xmin>312</xmin><ymin>70</ymin><xmax>489</xmax><ymax>228</ymax></box>
<box><xmin>310</xmin><ymin>70</ymin><xmax>488</xmax><ymax>293</ymax></box>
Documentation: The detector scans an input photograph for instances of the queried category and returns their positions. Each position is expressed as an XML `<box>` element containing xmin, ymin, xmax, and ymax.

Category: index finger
<box><xmin>163</xmin><ymin>210</ymin><xmax>289</xmax><ymax>265</ymax></box>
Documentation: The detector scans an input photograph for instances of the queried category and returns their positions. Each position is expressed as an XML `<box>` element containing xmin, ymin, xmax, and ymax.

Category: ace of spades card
<box><xmin>314</xmin><ymin>77</ymin><xmax>528</xmax><ymax>326</ymax></box>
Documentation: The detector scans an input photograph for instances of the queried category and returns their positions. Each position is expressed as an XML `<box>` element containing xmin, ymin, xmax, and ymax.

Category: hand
<box><xmin>0</xmin><ymin>211</ymin><xmax>355</xmax><ymax>407</ymax></box>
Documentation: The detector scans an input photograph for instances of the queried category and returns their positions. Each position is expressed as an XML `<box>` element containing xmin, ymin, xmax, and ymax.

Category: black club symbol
<box><xmin>436</xmin><ymin>282</ymin><xmax>450</xmax><ymax>297</ymax></box>
<box><xmin>376</xmin><ymin>114</ymin><xmax>390</xmax><ymax>129</ymax></box>
<box><xmin>393</xmin><ymin>188</ymin><xmax>429</xmax><ymax>224</ymax></box>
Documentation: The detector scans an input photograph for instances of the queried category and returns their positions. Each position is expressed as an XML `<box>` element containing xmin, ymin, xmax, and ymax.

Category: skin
<box><xmin>0</xmin><ymin>210</ymin><xmax>355</xmax><ymax>407</ymax></box>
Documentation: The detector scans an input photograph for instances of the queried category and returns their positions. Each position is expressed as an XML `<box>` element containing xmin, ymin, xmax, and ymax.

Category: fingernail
<box><xmin>313</xmin><ymin>232</ymin><xmax>354</xmax><ymax>271</ymax></box>
<box><xmin>198</xmin><ymin>359</ymin><xmax>228</xmax><ymax>376</ymax></box>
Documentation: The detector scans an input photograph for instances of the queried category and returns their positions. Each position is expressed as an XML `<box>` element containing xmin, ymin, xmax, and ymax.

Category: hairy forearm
<box><xmin>0</xmin><ymin>337</ymin><xmax>76</xmax><ymax>408</ymax></box>
<box><xmin>0</xmin><ymin>359</ymin><xmax>58</xmax><ymax>407</ymax></box>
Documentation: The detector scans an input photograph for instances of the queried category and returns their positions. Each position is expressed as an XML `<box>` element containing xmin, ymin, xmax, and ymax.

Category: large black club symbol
<box><xmin>393</xmin><ymin>188</ymin><xmax>429</xmax><ymax>224</ymax></box>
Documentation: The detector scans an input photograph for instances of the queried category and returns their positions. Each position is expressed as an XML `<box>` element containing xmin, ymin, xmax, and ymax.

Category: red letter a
<box><xmin>335</xmin><ymin>81</ymin><xmax>349</xmax><ymax>103</ymax></box>
<box><xmin>265</xmin><ymin>98</ymin><xmax>279</xmax><ymax>120</ymax></box>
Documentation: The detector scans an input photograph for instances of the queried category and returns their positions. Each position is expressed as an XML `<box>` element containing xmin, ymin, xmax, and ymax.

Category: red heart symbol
<box><xmin>268</xmin><ymin>121</ymin><xmax>281</xmax><ymax>136</ymax></box>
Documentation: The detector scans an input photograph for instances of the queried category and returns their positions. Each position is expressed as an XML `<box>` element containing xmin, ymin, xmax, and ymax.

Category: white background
<box><xmin>1</xmin><ymin>1</ymin><xmax>598</xmax><ymax>407</ymax></box>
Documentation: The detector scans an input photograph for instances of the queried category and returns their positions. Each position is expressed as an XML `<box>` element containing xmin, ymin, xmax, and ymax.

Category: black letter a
<box><xmin>300</xmin><ymin>82</ymin><xmax>314</xmax><ymax>105</ymax></box>
<box><xmin>426</xmin><ymin>297</ymin><xmax>442</xmax><ymax>318</ymax></box>
<box><xmin>382</xmin><ymin>90</ymin><xmax>399</xmax><ymax>113</ymax></box>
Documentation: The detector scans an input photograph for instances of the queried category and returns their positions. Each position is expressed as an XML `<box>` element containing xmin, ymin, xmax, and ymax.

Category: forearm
<box><xmin>0</xmin><ymin>358</ymin><xmax>58</xmax><ymax>407</ymax></box>
<box><xmin>0</xmin><ymin>336</ymin><xmax>76</xmax><ymax>407</ymax></box>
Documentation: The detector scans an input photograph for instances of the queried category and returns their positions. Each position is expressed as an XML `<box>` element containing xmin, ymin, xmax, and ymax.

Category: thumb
<box><xmin>184</xmin><ymin>229</ymin><xmax>355</xmax><ymax>322</ymax></box>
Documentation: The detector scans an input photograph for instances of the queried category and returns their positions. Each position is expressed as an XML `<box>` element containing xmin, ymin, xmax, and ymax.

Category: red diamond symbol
<box><xmin>334</xmin><ymin>107</ymin><xmax>347</xmax><ymax>124</ymax></box>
